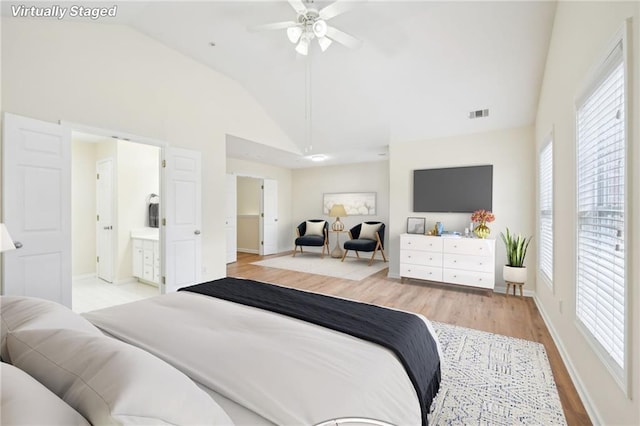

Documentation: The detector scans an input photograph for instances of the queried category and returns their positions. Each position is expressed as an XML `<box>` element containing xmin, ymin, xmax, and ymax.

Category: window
<box><xmin>539</xmin><ymin>138</ymin><xmax>553</xmax><ymax>286</ymax></box>
<box><xmin>575</xmin><ymin>35</ymin><xmax>627</xmax><ymax>384</ymax></box>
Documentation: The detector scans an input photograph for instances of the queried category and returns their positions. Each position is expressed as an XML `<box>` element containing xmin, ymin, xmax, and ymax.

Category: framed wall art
<box><xmin>323</xmin><ymin>192</ymin><xmax>376</xmax><ymax>216</ymax></box>
<box><xmin>407</xmin><ymin>217</ymin><xmax>426</xmax><ymax>234</ymax></box>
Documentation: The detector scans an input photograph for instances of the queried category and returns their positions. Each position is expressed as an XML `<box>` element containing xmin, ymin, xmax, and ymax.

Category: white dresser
<box><xmin>400</xmin><ymin>234</ymin><xmax>495</xmax><ymax>290</ymax></box>
<box><xmin>131</xmin><ymin>229</ymin><xmax>161</xmax><ymax>286</ymax></box>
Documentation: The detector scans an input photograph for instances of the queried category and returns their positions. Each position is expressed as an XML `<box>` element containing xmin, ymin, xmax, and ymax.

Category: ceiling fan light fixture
<box><xmin>287</xmin><ymin>26</ymin><xmax>303</xmax><ymax>44</ymax></box>
<box><xmin>317</xmin><ymin>36</ymin><xmax>332</xmax><ymax>52</ymax></box>
<box><xmin>310</xmin><ymin>154</ymin><xmax>327</xmax><ymax>162</ymax></box>
<box><xmin>312</xmin><ymin>19</ymin><xmax>328</xmax><ymax>38</ymax></box>
<box><xmin>295</xmin><ymin>35</ymin><xmax>310</xmax><ymax>55</ymax></box>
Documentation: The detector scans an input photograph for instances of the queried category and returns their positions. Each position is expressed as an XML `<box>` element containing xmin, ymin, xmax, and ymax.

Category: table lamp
<box><xmin>329</xmin><ymin>204</ymin><xmax>347</xmax><ymax>231</ymax></box>
<box><xmin>0</xmin><ymin>223</ymin><xmax>17</xmax><ymax>252</ymax></box>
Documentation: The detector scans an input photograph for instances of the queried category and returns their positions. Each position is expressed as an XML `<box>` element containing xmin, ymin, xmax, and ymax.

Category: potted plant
<box><xmin>500</xmin><ymin>228</ymin><xmax>532</xmax><ymax>283</ymax></box>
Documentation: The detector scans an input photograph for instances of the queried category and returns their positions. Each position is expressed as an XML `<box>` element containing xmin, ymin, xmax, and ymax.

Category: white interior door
<box><xmin>2</xmin><ymin>113</ymin><xmax>72</xmax><ymax>306</ymax></box>
<box><xmin>261</xmin><ymin>178</ymin><xmax>278</xmax><ymax>256</ymax></box>
<box><xmin>96</xmin><ymin>159</ymin><xmax>114</xmax><ymax>283</ymax></box>
<box><xmin>163</xmin><ymin>147</ymin><xmax>201</xmax><ymax>293</ymax></box>
<box><xmin>226</xmin><ymin>174</ymin><xmax>237</xmax><ymax>264</ymax></box>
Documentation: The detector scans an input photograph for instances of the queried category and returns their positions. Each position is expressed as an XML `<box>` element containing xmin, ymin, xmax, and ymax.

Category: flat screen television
<box><xmin>413</xmin><ymin>165</ymin><xmax>493</xmax><ymax>213</ymax></box>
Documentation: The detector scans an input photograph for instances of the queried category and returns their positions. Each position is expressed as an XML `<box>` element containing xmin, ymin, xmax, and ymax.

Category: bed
<box><xmin>1</xmin><ymin>277</ymin><xmax>441</xmax><ymax>426</ymax></box>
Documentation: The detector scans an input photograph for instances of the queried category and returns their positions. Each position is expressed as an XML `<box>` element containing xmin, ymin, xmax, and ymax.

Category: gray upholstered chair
<box><xmin>341</xmin><ymin>222</ymin><xmax>387</xmax><ymax>265</ymax></box>
<box><xmin>293</xmin><ymin>220</ymin><xmax>329</xmax><ymax>258</ymax></box>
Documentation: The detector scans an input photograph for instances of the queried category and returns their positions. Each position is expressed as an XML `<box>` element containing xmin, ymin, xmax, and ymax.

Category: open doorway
<box><xmin>71</xmin><ymin>132</ymin><xmax>161</xmax><ymax>312</ymax></box>
<box><xmin>236</xmin><ymin>176</ymin><xmax>261</xmax><ymax>254</ymax></box>
<box><xmin>226</xmin><ymin>174</ymin><xmax>278</xmax><ymax>261</ymax></box>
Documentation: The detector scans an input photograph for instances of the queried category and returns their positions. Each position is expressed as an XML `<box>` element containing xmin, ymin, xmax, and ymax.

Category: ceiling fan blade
<box><xmin>287</xmin><ymin>0</ymin><xmax>308</xmax><ymax>15</ymax></box>
<box><xmin>319</xmin><ymin>0</ymin><xmax>358</xmax><ymax>20</ymax></box>
<box><xmin>248</xmin><ymin>21</ymin><xmax>297</xmax><ymax>32</ymax></box>
<box><xmin>325</xmin><ymin>26</ymin><xmax>362</xmax><ymax>49</ymax></box>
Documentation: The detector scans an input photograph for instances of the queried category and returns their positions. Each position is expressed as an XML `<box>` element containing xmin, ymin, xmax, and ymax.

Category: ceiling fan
<box><xmin>250</xmin><ymin>0</ymin><xmax>362</xmax><ymax>55</ymax></box>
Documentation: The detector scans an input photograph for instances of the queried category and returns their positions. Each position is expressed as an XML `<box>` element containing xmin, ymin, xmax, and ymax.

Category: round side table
<box><xmin>330</xmin><ymin>230</ymin><xmax>345</xmax><ymax>258</ymax></box>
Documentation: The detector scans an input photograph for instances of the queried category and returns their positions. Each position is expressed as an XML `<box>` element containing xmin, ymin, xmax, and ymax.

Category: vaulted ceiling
<box><xmin>7</xmin><ymin>1</ymin><xmax>558</xmax><ymax>167</ymax></box>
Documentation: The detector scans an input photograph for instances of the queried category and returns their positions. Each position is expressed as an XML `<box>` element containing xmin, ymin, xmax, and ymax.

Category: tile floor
<box><xmin>72</xmin><ymin>276</ymin><xmax>159</xmax><ymax>313</ymax></box>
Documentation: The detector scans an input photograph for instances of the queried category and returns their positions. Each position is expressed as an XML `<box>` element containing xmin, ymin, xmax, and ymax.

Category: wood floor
<box><xmin>228</xmin><ymin>252</ymin><xmax>591</xmax><ymax>426</ymax></box>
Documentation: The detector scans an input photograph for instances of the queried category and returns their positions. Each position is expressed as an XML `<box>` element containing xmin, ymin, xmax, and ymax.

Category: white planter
<box><xmin>503</xmin><ymin>265</ymin><xmax>527</xmax><ymax>283</ymax></box>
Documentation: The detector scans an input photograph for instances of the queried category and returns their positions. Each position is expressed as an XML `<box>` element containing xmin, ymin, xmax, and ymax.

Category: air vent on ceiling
<box><xmin>469</xmin><ymin>109</ymin><xmax>489</xmax><ymax>119</ymax></box>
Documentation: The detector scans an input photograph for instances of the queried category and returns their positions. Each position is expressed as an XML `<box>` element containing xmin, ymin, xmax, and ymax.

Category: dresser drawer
<box><xmin>400</xmin><ymin>264</ymin><xmax>443</xmax><ymax>282</ymax></box>
<box><xmin>143</xmin><ymin>249</ymin><xmax>154</xmax><ymax>266</ymax></box>
<box><xmin>443</xmin><ymin>254</ymin><xmax>493</xmax><ymax>273</ymax></box>
<box><xmin>400</xmin><ymin>235</ymin><xmax>443</xmax><ymax>252</ymax></box>
<box><xmin>442</xmin><ymin>269</ymin><xmax>494</xmax><ymax>289</ymax></box>
<box><xmin>143</xmin><ymin>266</ymin><xmax>153</xmax><ymax>282</ymax></box>
<box><xmin>400</xmin><ymin>250</ymin><xmax>442</xmax><ymax>267</ymax></box>
<box><xmin>443</xmin><ymin>238</ymin><xmax>494</xmax><ymax>257</ymax></box>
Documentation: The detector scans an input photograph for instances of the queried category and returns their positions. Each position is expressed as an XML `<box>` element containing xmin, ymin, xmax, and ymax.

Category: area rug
<box><xmin>429</xmin><ymin>322</ymin><xmax>567</xmax><ymax>425</ymax></box>
<box><xmin>251</xmin><ymin>254</ymin><xmax>388</xmax><ymax>281</ymax></box>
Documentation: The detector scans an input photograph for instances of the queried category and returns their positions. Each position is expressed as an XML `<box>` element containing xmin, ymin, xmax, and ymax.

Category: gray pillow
<box><xmin>8</xmin><ymin>328</ymin><xmax>234</xmax><ymax>426</ymax></box>
<box><xmin>0</xmin><ymin>296</ymin><xmax>102</xmax><ymax>363</ymax></box>
<box><xmin>1</xmin><ymin>362</ymin><xmax>90</xmax><ymax>425</ymax></box>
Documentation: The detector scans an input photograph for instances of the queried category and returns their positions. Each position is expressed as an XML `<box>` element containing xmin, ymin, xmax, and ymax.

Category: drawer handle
<box><xmin>453</xmin><ymin>245</ymin><xmax>458</xmax><ymax>248</ymax></box>
<box><xmin>479</xmin><ymin>262</ymin><xmax>483</xmax><ymax>266</ymax></box>
<box><xmin>429</xmin><ymin>257</ymin><xmax>432</xmax><ymax>261</ymax></box>
<box><xmin>479</xmin><ymin>278</ymin><xmax>483</xmax><ymax>281</ymax></box>
<box><xmin>428</xmin><ymin>272</ymin><xmax>432</xmax><ymax>275</ymax></box>
<box><xmin>453</xmin><ymin>260</ymin><xmax>457</xmax><ymax>263</ymax></box>
<box><xmin>479</xmin><ymin>247</ymin><xmax>483</xmax><ymax>250</ymax></box>
<box><xmin>453</xmin><ymin>275</ymin><xmax>457</xmax><ymax>278</ymax></box>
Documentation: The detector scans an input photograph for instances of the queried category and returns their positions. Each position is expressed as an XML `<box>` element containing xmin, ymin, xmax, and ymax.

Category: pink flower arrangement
<box><xmin>471</xmin><ymin>209</ymin><xmax>495</xmax><ymax>224</ymax></box>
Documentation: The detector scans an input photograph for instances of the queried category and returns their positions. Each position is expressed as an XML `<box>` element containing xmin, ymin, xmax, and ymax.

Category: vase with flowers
<box><xmin>471</xmin><ymin>209</ymin><xmax>495</xmax><ymax>239</ymax></box>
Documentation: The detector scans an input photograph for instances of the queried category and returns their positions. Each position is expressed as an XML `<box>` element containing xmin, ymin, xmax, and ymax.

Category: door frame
<box><xmin>62</xmin><ymin>121</ymin><xmax>168</xmax><ymax>291</ymax></box>
<box><xmin>232</xmin><ymin>173</ymin><xmax>279</xmax><ymax>256</ymax></box>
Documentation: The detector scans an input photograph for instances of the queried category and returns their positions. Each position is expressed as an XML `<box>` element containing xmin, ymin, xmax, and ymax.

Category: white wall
<box><xmin>1</xmin><ymin>19</ymin><xmax>297</xmax><ymax>282</ymax></box>
<box><xmin>388</xmin><ymin>126</ymin><xmax>535</xmax><ymax>289</ymax></box>
<box><xmin>226</xmin><ymin>158</ymin><xmax>293</xmax><ymax>254</ymax></box>
<box><xmin>534</xmin><ymin>2</ymin><xmax>640</xmax><ymax>424</ymax></box>
<box><xmin>71</xmin><ymin>141</ymin><xmax>97</xmax><ymax>277</ymax></box>
<box><xmin>291</xmin><ymin>161</ymin><xmax>389</xmax><ymax>254</ymax></box>
<box><xmin>237</xmin><ymin>177</ymin><xmax>261</xmax><ymax>215</ymax></box>
<box><xmin>116</xmin><ymin>141</ymin><xmax>160</xmax><ymax>281</ymax></box>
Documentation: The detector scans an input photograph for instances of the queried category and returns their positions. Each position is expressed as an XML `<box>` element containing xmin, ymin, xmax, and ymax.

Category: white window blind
<box><xmin>576</xmin><ymin>41</ymin><xmax>626</xmax><ymax>371</ymax></box>
<box><xmin>539</xmin><ymin>140</ymin><xmax>553</xmax><ymax>285</ymax></box>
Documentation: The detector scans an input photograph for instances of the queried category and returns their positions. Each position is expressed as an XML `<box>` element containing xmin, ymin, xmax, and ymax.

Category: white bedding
<box><xmin>84</xmin><ymin>291</ymin><xmax>440</xmax><ymax>426</ymax></box>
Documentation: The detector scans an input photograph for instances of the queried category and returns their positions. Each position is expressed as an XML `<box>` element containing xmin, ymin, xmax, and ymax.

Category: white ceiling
<box><xmin>5</xmin><ymin>1</ymin><xmax>557</xmax><ymax>168</ymax></box>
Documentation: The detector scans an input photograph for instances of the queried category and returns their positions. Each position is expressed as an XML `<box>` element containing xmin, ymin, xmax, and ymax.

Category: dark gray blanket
<box><xmin>180</xmin><ymin>277</ymin><xmax>440</xmax><ymax>425</ymax></box>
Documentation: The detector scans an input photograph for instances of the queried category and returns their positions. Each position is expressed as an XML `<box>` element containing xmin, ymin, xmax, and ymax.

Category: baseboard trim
<box><xmin>72</xmin><ymin>273</ymin><xmax>96</xmax><ymax>281</ymax></box>
<box><xmin>533</xmin><ymin>295</ymin><xmax>601</xmax><ymax>425</ymax></box>
<box><xmin>494</xmin><ymin>285</ymin><xmax>535</xmax><ymax>298</ymax></box>
<box><xmin>238</xmin><ymin>248</ymin><xmax>259</xmax><ymax>254</ymax></box>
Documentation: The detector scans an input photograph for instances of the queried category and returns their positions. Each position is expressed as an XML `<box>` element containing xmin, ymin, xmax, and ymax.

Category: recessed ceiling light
<box><xmin>310</xmin><ymin>154</ymin><xmax>327</xmax><ymax>162</ymax></box>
